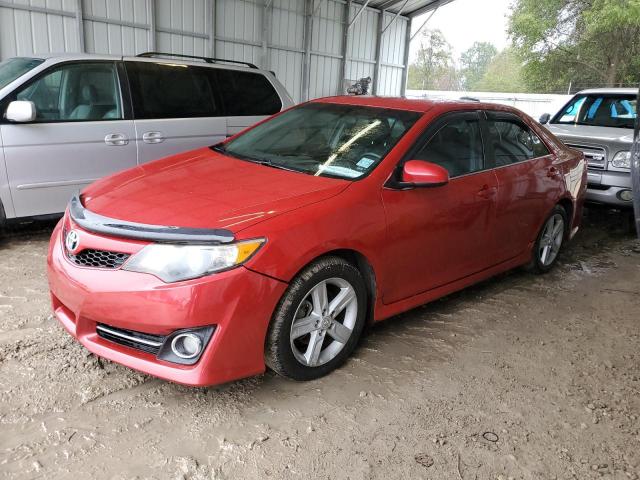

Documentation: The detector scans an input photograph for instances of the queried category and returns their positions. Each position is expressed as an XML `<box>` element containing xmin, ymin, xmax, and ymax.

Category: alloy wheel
<box><xmin>289</xmin><ymin>277</ymin><xmax>358</xmax><ymax>367</ymax></box>
<box><xmin>538</xmin><ymin>213</ymin><xmax>564</xmax><ymax>266</ymax></box>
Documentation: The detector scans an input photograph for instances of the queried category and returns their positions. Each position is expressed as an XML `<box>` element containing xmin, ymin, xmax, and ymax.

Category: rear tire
<box><xmin>527</xmin><ymin>205</ymin><xmax>568</xmax><ymax>274</ymax></box>
<box><xmin>265</xmin><ymin>256</ymin><xmax>367</xmax><ymax>381</ymax></box>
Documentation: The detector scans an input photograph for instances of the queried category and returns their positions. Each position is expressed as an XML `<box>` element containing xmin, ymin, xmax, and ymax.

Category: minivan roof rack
<box><xmin>136</xmin><ymin>52</ymin><xmax>258</xmax><ymax>69</ymax></box>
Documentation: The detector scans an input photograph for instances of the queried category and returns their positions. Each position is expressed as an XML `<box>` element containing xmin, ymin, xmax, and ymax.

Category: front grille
<box><xmin>68</xmin><ymin>249</ymin><xmax>130</xmax><ymax>269</ymax></box>
<box><xmin>566</xmin><ymin>144</ymin><xmax>606</xmax><ymax>170</ymax></box>
<box><xmin>96</xmin><ymin>323</ymin><xmax>165</xmax><ymax>355</ymax></box>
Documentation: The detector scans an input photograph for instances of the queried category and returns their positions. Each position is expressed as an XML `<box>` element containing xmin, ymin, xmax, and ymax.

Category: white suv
<box><xmin>0</xmin><ymin>52</ymin><xmax>293</xmax><ymax>224</ymax></box>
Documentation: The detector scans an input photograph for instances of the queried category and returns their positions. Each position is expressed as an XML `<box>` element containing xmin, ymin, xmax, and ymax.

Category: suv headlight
<box><xmin>611</xmin><ymin>151</ymin><xmax>631</xmax><ymax>169</ymax></box>
<box><xmin>123</xmin><ymin>239</ymin><xmax>265</xmax><ymax>282</ymax></box>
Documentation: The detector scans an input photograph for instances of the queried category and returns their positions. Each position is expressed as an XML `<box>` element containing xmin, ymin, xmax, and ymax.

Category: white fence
<box><xmin>406</xmin><ymin>90</ymin><xmax>572</xmax><ymax>120</ymax></box>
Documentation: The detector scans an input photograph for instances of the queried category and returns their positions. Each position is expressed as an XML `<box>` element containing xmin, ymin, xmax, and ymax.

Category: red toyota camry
<box><xmin>47</xmin><ymin>96</ymin><xmax>586</xmax><ymax>386</ymax></box>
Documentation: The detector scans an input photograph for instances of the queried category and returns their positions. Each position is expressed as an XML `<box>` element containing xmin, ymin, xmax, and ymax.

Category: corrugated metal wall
<box><xmin>0</xmin><ymin>0</ymin><xmax>409</xmax><ymax>102</ymax></box>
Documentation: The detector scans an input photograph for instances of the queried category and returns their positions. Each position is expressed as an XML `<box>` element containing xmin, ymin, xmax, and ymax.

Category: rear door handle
<box><xmin>547</xmin><ymin>166</ymin><xmax>560</xmax><ymax>178</ymax></box>
<box><xmin>142</xmin><ymin>131</ymin><xmax>165</xmax><ymax>144</ymax></box>
<box><xmin>104</xmin><ymin>133</ymin><xmax>129</xmax><ymax>146</ymax></box>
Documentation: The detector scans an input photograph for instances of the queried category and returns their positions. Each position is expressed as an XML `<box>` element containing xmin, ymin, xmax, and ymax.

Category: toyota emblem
<box><xmin>65</xmin><ymin>230</ymin><xmax>80</xmax><ymax>253</ymax></box>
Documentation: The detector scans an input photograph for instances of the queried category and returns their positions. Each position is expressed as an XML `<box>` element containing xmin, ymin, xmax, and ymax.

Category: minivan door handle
<box><xmin>142</xmin><ymin>131</ymin><xmax>165</xmax><ymax>144</ymax></box>
<box><xmin>104</xmin><ymin>133</ymin><xmax>129</xmax><ymax>146</ymax></box>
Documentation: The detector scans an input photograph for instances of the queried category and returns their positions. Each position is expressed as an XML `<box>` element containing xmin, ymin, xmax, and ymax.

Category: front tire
<box><xmin>265</xmin><ymin>256</ymin><xmax>367</xmax><ymax>381</ymax></box>
<box><xmin>527</xmin><ymin>205</ymin><xmax>568</xmax><ymax>273</ymax></box>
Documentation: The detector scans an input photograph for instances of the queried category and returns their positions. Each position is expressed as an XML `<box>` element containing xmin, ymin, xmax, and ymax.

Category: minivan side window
<box><xmin>414</xmin><ymin>117</ymin><xmax>484</xmax><ymax>178</ymax></box>
<box><xmin>213</xmin><ymin>69</ymin><xmax>282</xmax><ymax>116</ymax></box>
<box><xmin>487</xmin><ymin>117</ymin><xmax>549</xmax><ymax>166</ymax></box>
<box><xmin>14</xmin><ymin>62</ymin><xmax>122</xmax><ymax>122</ymax></box>
<box><xmin>126</xmin><ymin>62</ymin><xmax>218</xmax><ymax>119</ymax></box>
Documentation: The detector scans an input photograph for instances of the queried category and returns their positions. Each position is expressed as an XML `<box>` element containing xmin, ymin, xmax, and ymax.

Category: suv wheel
<box><xmin>265</xmin><ymin>256</ymin><xmax>367</xmax><ymax>381</ymax></box>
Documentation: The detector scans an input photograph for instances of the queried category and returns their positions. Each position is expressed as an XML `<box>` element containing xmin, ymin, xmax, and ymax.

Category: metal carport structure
<box><xmin>0</xmin><ymin>0</ymin><xmax>453</xmax><ymax>102</ymax></box>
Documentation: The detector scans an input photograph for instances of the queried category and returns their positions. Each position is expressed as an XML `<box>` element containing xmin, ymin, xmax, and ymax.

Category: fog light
<box><xmin>156</xmin><ymin>326</ymin><xmax>214</xmax><ymax>365</ymax></box>
<box><xmin>171</xmin><ymin>333</ymin><xmax>202</xmax><ymax>359</ymax></box>
<box><xmin>618</xmin><ymin>189</ymin><xmax>633</xmax><ymax>202</ymax></box>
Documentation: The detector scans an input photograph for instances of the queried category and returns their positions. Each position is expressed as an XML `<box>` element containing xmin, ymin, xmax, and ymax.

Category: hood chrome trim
<box><xmin>69</xmin><ymin>194</ymin><xmax>235</xmax><ymax>244</ymax></box>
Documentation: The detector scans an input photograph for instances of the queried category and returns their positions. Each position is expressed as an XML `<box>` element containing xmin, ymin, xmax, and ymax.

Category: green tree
<box><xmin>460</xmin><ymin>42</ymin><xmax>498</xmax><ymax>90</ymax></box>
<box><xmin>407</xmin><ymin>29</ymin><xmax>459</xmax><ymax>90</ymax></box>
<box><xmin>474</xmin><ymin>48</ymin><xmax>527</xmax><ymax>93</ymax></box>
<box><xmin>509</xmin><ymin>0</ymin><xmax>640</xmax><ymax>92</ymax></box>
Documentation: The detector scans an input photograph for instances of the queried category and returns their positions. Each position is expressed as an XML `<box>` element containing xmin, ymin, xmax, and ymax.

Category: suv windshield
<box><xmin>220</xmin><ymin>103</ymin><xmax>420</xmax><ymax>180</ymax></box>
<box><xmin>0</xmin><ymin>57</ymin><xmax>44</xmax><ymax>90</ymax></box>
<box><xmin>552</xmin><ymin>93</ymin><xmax>637</xmax><ymax>129</ymax></box>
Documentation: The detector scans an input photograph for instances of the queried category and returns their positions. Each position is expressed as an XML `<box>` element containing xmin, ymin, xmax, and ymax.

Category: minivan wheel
<box><xmin>527</xmin><ymin>205</ymin><xmax>567</xmax><ymax>273</ymax></box>
<box><xmin>265</xmin><ymin>256</ymin><xmax>367</xmax><ymax>381</ymax></box>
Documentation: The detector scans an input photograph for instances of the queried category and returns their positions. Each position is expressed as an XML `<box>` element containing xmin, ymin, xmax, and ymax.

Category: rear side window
<box><xmin>414</xmin><ymin>116</ymin><xmax>484</xmax><ymax>178</ymax></box>
<box><xmin>212</xmin><ymin>69</ymin><xmax>282</xmax><ymax>116</ymax></box>
<box><xmin>126</xmin><ymin>62</ymin><xmax>218</xmax><ymax>119</ymax></box>
<box><xmin>487</xmin><ymin>117</ymin><xmax>549</xmax><ymax>166</ymax></box>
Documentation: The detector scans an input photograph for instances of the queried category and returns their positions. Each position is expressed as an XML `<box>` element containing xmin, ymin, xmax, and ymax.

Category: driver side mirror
<box><xmin>539</xmin><ymin>113</ymin><xmax>551</xmax><ymax>125</ymax></box>
<box><xmin>401</xmin><ymin>160</ymin><xmax>449</xmax><ymax>188</ymax></box>
<box><xmin>5</xmin><ymin>100</ymin><xmax>36</xmax><ymax>123</ymax></box>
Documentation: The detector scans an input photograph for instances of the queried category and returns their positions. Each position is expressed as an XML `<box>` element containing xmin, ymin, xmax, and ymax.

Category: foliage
<box><xmin>459</xmin><ymin>42</ymin><xmax>498</xmax><ymax>90</ymax></box>
<box><xmin>509</xmin><ymin>0</ymin><xmax>640</xmax><ymax>92</ymax></box>
<box><xmin>474</xmin><ymin>48</ymin><xmax>528</xmax><ymax>93</ymax></box>
<box><xmin>407</xmin><ymin>29</ymin><xmax>460</xmax><ymax>90</ymax></box>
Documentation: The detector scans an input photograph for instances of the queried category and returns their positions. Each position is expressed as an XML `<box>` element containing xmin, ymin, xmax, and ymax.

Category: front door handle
<box><xmin>547</xmin><ymin>166</ymin><xmax>560</xmax><ymax>178</ymax></box>
<box><xmin>143</xmin><ymin>131</ymin><xmax>165</xmax><ymax>144</ymax></box>
<box><xmin>104</xmin><ymin>133</ymin><xmax>129</xmax><ymax>146</ymax></box>
<box><xmin>476</xmin><ymin>184</ymin><xmax>495</xmax><ymax>200</ymax></box>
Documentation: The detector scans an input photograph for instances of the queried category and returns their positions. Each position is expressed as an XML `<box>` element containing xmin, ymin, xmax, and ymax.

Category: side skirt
<box><xmin>373</xmin><ymin>252</ymin><xmax>531</xmax><ymax>322</ymax></box>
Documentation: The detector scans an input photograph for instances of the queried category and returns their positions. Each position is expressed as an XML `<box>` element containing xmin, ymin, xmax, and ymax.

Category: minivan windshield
<box><xmin>0</xmin><ymin>57</ymin><xmax>44</xmax><ymax>90</ymax></box>
<box><xmin>552</xmin><ymin>93</ymin><xmax>637</xmax><ymax>129</ymax></box>
<box><xmin>219</xmin><ymin>103</ymin><xmax>420</xmax><ymax>180</ymax></box>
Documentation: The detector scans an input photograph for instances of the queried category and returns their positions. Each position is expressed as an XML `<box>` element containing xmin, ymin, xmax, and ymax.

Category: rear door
<box><xmin>484</xmin><ymin>111</ymin><xmax>560</xmax><ymax>262</ymax></box>
<box><xmin>381</xmin><ymin>111</ymin><xmax>499</xmax><ymax>303</ymax></box>
<box><xmin>213</xmin><ymin>69</ymin><xmax>284</xmax><ymax>136</ymax></box>
<box><xmin>0</xmin><ymin>61</ymin><xmax>136</xmax><ymax>218</ymax></box>
<box><xmin>125</xmin><ymin>61</ymin><xmax>226</xmax><ymax>164</ymax></box>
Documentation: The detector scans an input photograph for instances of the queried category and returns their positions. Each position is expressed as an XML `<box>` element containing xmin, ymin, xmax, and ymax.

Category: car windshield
<box><xmin>552</xmin><ymin>93</ymin><xmax>637</xmax><ymax>129</ymax></box>
<box><xmin>0</xmin><ymin>57</ymin><xmax>44</xmax><ymax>90</ymax></box>
<box><xmin>220</xmin><ymin>103</ymin><xmax>421</xmax><ymax>180</ymax></box>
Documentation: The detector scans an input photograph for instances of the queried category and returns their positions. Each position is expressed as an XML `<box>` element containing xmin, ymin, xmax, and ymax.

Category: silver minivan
<box><xmin>0</xmin><ymin>52</ymin><xmax>293</xmax><ymax>224</ymax></box>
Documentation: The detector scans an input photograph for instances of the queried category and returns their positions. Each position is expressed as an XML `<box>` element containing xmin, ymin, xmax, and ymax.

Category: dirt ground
<box><xmin>0</xmin><ymin>208</ymin><xmax>639</xmax><ymax>480</ymax></box>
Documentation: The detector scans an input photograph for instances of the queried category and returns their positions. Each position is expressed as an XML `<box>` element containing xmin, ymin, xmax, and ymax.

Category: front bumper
<box><xmin>586</xmin><ymin>169</ymin><xmax>633</xmax><ymax>208</ymax></box>
<box><xmin>47</xmin><ymin>220</ymin><xmax>287</xmax><ymax>387</ymax></box>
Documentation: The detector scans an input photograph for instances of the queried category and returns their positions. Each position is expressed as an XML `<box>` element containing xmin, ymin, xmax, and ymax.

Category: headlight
<box><xmin>611</xmin><ymin>151</ymin><xmax>631</xmax><ymax>169</ymax></box>
<box><xmin>123</xmin><ymin>239</ymin><xmax>265</xmax><ymax>282</ymax></box>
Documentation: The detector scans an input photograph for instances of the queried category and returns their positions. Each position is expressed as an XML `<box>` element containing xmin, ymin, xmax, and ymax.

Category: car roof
<box><xmin>576</xmin><ymin>88</ymin><xmax>638</xmax><ymax>95</ymax></box>
<box><xmin>311</xmin><ymin>95</ymin><xmax>524</xmax><ymax>115</ymax></box>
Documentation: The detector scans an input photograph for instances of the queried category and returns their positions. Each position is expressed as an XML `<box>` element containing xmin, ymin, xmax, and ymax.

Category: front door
<box><xmin>1</xmin><ymin>61</ymin><xmax>136</xmax><ymax>217</ymax></box>
<box><xmin>381</xmin><ymin>112</ymin><xmax>499</xmax><ymax>304</ymax></box>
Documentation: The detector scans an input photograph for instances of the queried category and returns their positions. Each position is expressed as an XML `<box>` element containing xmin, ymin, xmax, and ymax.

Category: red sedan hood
<box><xmin>82</xmin><ymin>148</ymin><xmax>350</xmax><ymax>233</ymax></box>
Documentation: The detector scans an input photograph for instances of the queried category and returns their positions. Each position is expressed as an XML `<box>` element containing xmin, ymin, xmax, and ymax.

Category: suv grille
<box><xmin>96</xmin><ymin>323</ymin><xmax>165</xmax><ymax>355</ymax></box>
<box><xmin>68</xmin><ymin>249</ymin><xmax>130</xmax><ymax>269</ymax></box>
<box><xmin>566</xmin><ymin>144</ymin><xmax>606</xmax><ymax>170</ymax></box>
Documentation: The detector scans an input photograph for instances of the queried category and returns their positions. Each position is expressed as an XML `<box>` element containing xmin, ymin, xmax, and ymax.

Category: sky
<box><xmin>409</xmin><ymin>0</ymin><xmax>513</xmax><ymax>64</ymax></box>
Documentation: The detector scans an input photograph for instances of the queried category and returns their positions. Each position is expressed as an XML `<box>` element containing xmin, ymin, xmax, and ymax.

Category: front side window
<box><xmin>14</xmin><ymin>62</ymin><xmax>122</xmax><ymax>122</ymax></box>
<box><xmin>553</xmin><ymin>94</ymin><xmax>637</xmax><ymax>129</ymax></box>
<box><xmin>414</xmin><ymin>117</ymin><xmax>484</xmax><ymax>177</ymax></box>
<box><xmin>0</xmin><ymin>57</ymin><xmax>44</xmax><ymax>90</ymax></box>
<box><xmin>126</xmin><ymin>62</ymin><xmax>218</xmax><ymax>119</ymax></box>
<box><xmin>220</xmin><ymin>103</ymin><xmax>420</xmax><ymax>180</ymax></box>
<box><xmin>488</xmin><ymin>118</ymin><xmax>549</xmax><ymax>166</ymax></box>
